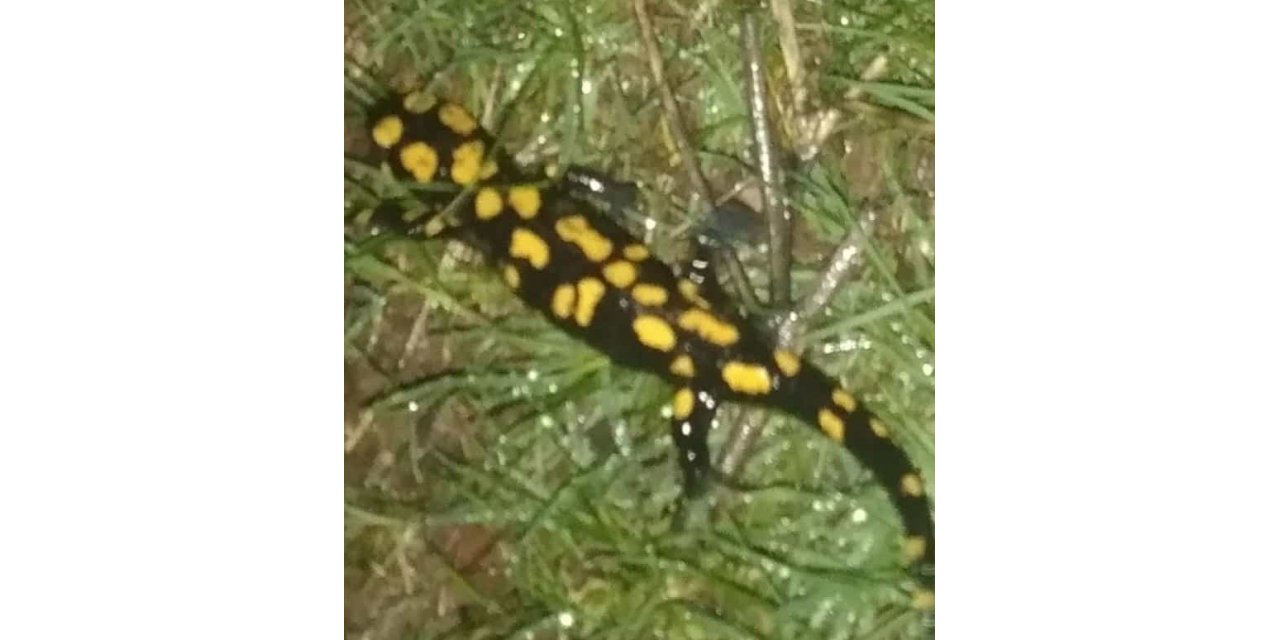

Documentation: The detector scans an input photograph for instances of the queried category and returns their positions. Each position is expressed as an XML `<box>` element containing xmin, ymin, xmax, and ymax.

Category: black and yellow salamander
<box><xmin>360</xmin><ymin>93</ymin><xmax>935</xmax><ymax>610</ymax></box>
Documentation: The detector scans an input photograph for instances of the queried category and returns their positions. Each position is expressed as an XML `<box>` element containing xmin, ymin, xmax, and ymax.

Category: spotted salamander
<box><xmin>360</xmin><ymin>93</ymin><xmax>935</xmax><ymax>610</ymax></box>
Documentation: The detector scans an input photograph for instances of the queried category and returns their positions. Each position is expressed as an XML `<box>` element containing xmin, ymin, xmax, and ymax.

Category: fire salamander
<box><xmin>360</xmin><ymin>93</ymin><xmax>935</xmax><ymax>612</ymax></box>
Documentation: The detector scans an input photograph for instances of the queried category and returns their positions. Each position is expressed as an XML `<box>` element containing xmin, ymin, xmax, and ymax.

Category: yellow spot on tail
<box><xmin>773</xmin><ymin>349</ymin><xmax>801</xmax><ymax>377</ymax></box>
<box><xmin>817</xmin><ymin>408</ymin><xmax>845</xmax><ymax>441</ymax></box>
<box><xmin>574</xmin><ymin>277</ymin><xmax>606</xmax><ymax>326</ymax></box>
<box><xmin>371</xmin><ymin>115</ymin><xmax>403</xmax><ymax>148</ymax></box>
<box><xmin>450</xmin><ymin>140</ymin><xmax>485</xmax><ymax>185</ymax></box>
<box><xmin>402</xmin><ymin>92</ymin><xmax>434</xmax><ymax>113</ymax></box>
<box><xmin>502</xmin><ymin>265</ymin><xmax>520</xmax><ymax>289</ymax></box>
<box><xmin>911</xmin><ymin>589</ymin><xmax>934</xmax><ymax>610</ymax></box>
<box><xmin>632</xmin><ymin>284</ymin><xmax>668</xmax><ymax>306</ymax></box>
<box><xmin>603</xmin><ymin>261</ymin><xmax>637</xmax><ymax>288</ymax></box>
<box><xmin>555</xmin><ymin>215</ymin><xmax>614</xmax><ymax>262</ymax></box>
<box><xmin>479</xmin><ymin>159</ymin><xmax>500</xmax><ymax>180</ymax></box>
<box><xmin>721</xmin><ymin>361</ymin><xmax>772</xmax><ymax>395</ymax></box>
<box><xmin>832</xmin><ymin>389</ymin><xmax>857</xmax><ymax>412</ymax></box>
<box><xmin>551</xmin><ymin>284</ymin><xmax>575</xmax><ymax>319</ymax></box>
<box><xmin>623</xmin><ymin>244</ymin><xmax>650</xmax><ymax>261</ymax></box>
<box><xmin>632</xmin><ymin>315</ymin><xmax>676</xmax><ymax>352</ymax></box>
<box><xmin>677</xmin><ymin>309</ymin><xmax>739</xmax><ymax>346</ymax></box>
<box><xmin>399</xmin><ymin>142</ymin><xmax>439</xmax><ymax>183</ymax></box>
<box><xmin>438</xmin><ymin>102</ymin><xmax>478</xmax><ymax>135</ymax></box>
<box><xmin>900</xmin><ymin>473</ymin><xmax>924</xmax><ymax>497</ymax></box>
<box><xmin>903</xmin><ymin>536</ymin><xmax>927</xmax><ymax>562</ymax></box>
<box><xmin>475</xmin><ymin>187</ymin><xmax>504</xmax><ymax>220</ymax></box>
<box><xmin>673</xmin><ymin>388</ymin><xmax>694</xmax><ymax>420</ymax></box>
<box><xmin>677</xmin><ymin>279</ymin><xmax>711</xmax><ymax>309</ymax></box>
<box><xmin>509</xmin><ymin>228</ymin><xmax>550</xmax><ymax>269</ymax></box>
<box><xmin>508</xmin><ymin>185</ymin><xmax>541</xmax><ymax>219</ymax></box>
<box><xmin>669</xmin><ymin>354</ymin><xmax>694</xmax><ymax>377</ymax></box>
<box><xmin>870</xmin><ymin>418</ymin><xmax>890</xmax><ymax>438</ymax></box>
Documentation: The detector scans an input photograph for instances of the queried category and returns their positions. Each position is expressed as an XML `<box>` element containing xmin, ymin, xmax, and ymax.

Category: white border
<box><xmin>4</xmin><ymin>1</ymin><xmax>336</xmax><ymax>637</ymax></box>
<box><xmin>939</xmin><ymin>1</ymin><xmax>1280</xmax><ymax>636</ymax></box>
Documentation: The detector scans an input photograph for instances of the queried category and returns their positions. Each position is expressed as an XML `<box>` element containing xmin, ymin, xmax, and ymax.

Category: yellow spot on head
<box><xmin>623</xmin><ymin>244</ymin><xmax>650</xmax><ymax>261</ymax></box>
<box><xmin>502</xmin><ymin>264</ymin><xmax>520</xmax><ymax>289</ymax></box>
<box><xmin>911</xmin><ymin>589</ymin><xmax>935</xmax><ymax>610</ymax></box>
<box><xmin>773</xmin><ymin>349</ymin><xmax>801</xmax><ymax>377</ymax></box>
<box><xmin>632</xmin><ymin>315</ymin><xmax>677</xmax><ymax>352</ymax></box>
<box><xmin>900</xmin><ymin>473</ymin><xmax>924</xmax><ymax>497</ymax></box>
<box><xmin>508</xmin><ymin>185</ymin><xmax>541</xmax><ymax>219</ymax></box>
<box><xmin>673</xmin><ymin>388</ymin><xmax>695</xmax><ymax>420</ymax></box>
<box><xmin>870</xmin><ymin>418</ymin><xmax>890</xmax><ymax>438</ymax></box>
<box><xmin>509</xmin><ymin>227</ymin><xmax>550</xmax><ymax>269</ymax></box>
<box><xmin>438</xmin><ymin>102</ymin><xmax>478</xmax><ymax>135</ymax></box>
<box><xmin>632</xmin><ymin>284</ymin><xmax>669</xmax><ymax>306</ymax></box>
<box><xmin>903</xmin><ymin>535</ymin><xmax>927</xmax><ymax>563</ymax></box>
<box><xmin>554</xmin><ymin>215</ymin><xmax>614</xmax><ymax>262</ymax></box>
<box><xmin>475</xmin><ymin>187</ymin><xmax>504</xmax><ymax>220</ymax></box>
<box><xmin>371</xmin><ymin>115</ymin><xmax>403</xmax><ymax>149</ymax></box>
<box><xmin>832</xmin><ymin>389</ymin><xmax>857</xmax><ymax>412</ymax></box>
<box><xmin>399</xmin><ymin>142</ymin><xmax>439</xmax><ymax>183</ymax></box>
<box><xmin>677</xmin><ymin>279</ymin><xmax>711</xmax><ymax>309</ymax></box>
<box><xmin>721</xmin><ymin>361</ymin><xmax>772</xmax><ymax>395</ymax></box>
<box><xmin>669</xmin><ymin>354</ymin><xmax>694</xmax><ymax>377</ymax></box>
<box><xmin>551</xmin><ymin>284</ymin><xmax>575</xmax><ymax>319</ymax></box>
<box><xmin>574</xmin><ymin>277</ymin><xmax>606</xmax><ymax>326</ymax></box>
<box><xmin>603</xmin><ymin>260</ymin><xmax>637</xmax><ymax>288</ymax></box>
<box><xmin>818</xmin><ymin>408</ymin><xmax>845</xmax><ymax>441</ymax></box>
<box><xmin>450</xmin><ymin>140</ymin><xmax>485</xmax><ymax>186</ymax></box>
<box><xmin>677</xmin><ymin>309</ymin><xmax>739</xmax><ymax>346</ymax></box>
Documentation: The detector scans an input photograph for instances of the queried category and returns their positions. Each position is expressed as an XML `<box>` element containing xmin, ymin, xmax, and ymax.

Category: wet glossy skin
<box><xmin>363</xmin><ymin>94</ymin><xmax>934</xmax><ymax>609</ymax></box>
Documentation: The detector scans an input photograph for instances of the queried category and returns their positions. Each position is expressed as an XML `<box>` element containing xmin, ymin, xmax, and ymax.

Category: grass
<box><xmin>344</xmin><ymin>1</ymin><xmax>934</xmax><ymax>638</ymax></box>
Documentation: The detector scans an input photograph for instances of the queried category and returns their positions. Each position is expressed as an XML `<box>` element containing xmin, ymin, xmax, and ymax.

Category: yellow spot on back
<box><xmin>551</xmin><ymin>284</ymin><xmax>575</xmax><ymax>319</ymax></box>
<box><xmin>721</xmin><ymin>361</ymin><xmax>772</xmax><ymax>395</ymax></box>
<box><xmin>509</xmin><ymin>228</ymin><xmax>550</xmax><ymax>269</ymax></box>
<box><xmin>603</xmin><ymin>261</ymin><xmax>637</xmax><ymax>288</ymax></box>
<box><xmin>450</xmin><ymin>140</ymin><xmax>485</xmax><ymax>185</ymax></box>
<box><xmin>475</xmin><ymin>187</ymin><xmax>504</xmax><ymax>220</ymax></box>
<box><xmin>870</xmin><ymin>418</ymin><xmax>890</xmax><ymax>438</ymax></box>
<box><xmin>903</xmin><ymin>536</ymin><xmax>927</xmax><ymax>562</ymax></box>
<box><xmin>402</xmin><ymin>92</ymin><xmax>434</xmax><ymax>113</ymax></box>
<box><xmin>677</xmin><ymin>309</ymin><xmax>739</xmax><ymax>346</ymax></box>
<box><xmin>669</xmin><ymin>354</ymin><xmax>694</xmax><ymax>377</ymax></box>
<box><xmin>502</xmin><ymin>264</ymin><xmax>520</xmax><ymax>289</ymax></box>
<box><xmin>399</xmin><ymin>142</ymin><xmax>439</xmax><ymax>183</ymax></box>
<box><xmin>900</xmin><ymin>473</ymin><xmax>924</xmax><ymax>497</ymax></box>
<box><xmin>911</xmin><ymin>589</ymin><xmax>935</xmax><ymax>610</ymax></box>
<box><xmin>438</xmin><ymin>103</ymin><xmax>478</xmax><ymax>135</ymax></box>
<box><xmin>574</xmin><ymin>277</ymin><xmax>606</xmax><ymax>326</ymax></box>
<box><xmin>555</xmin><ymin>215</ymin><xmax>614</xmax><ymax>262</ymax></box>
<box><xmin>632</xmin><ymin>315</ymin><xmax>677</xmax><ymax>352</ymax></box>
<box><xmin>508</xmin><ymin>186</ymin><xmax>541</xmax><ymax>219</ymax></box>
<box><xmin>632</xmin><ymin>284</ymin><xmax>669</xmax><ymax>306</ymax></box>
<box><xmin>678</xmin><ymin>279</ymin><xmax>711</xmax><ymax>309</ymax></box>
<box><xmin>673</xmin><ymin>388</ymin><xmax>695</xmax><ymax>420</ymax></box>
<box><xmin>774</xmin><ymin>349</ymin><xmax>801</xmax><ymax>377</ymax></box>
<box><xmin>623</xmin><ymin>244</ymin><xmax>650</xmax><ymax>261</ymax></box>
<box><xmin>372</xmin><ymin>115</ymin><xmax>403</xmax><ymax>148</ymax></box>
<box><xmin>818</xmin><ymin>408</ymin><xmax>845</xmax><ymax>441</ymax></box>
<box><xmin>832</xmin><ymin>389</ymin><xmax>857</xmax><ymax>412</ymax></box>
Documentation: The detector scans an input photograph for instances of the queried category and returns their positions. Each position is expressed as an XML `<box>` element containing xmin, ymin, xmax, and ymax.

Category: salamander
<box><xmin>359</xmin><ymin>92</ymin><xmax>935</xmax><ymax>611</ymax></box>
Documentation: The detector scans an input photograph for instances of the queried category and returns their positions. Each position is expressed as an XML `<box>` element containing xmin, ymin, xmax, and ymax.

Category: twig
<box><xmin>740</xmin><ymin>13</ymin><xmax>791</xmax><ymax>306</ymax></box>
<box><xmin>631</xmin><ymin>0</ymin><xmax>714</xmax><ymax>207</ymax></box>
<box><xmin>769</xmin><ymin>0</ymin><xmax>806</xmax><ymax>114</ymax></box>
